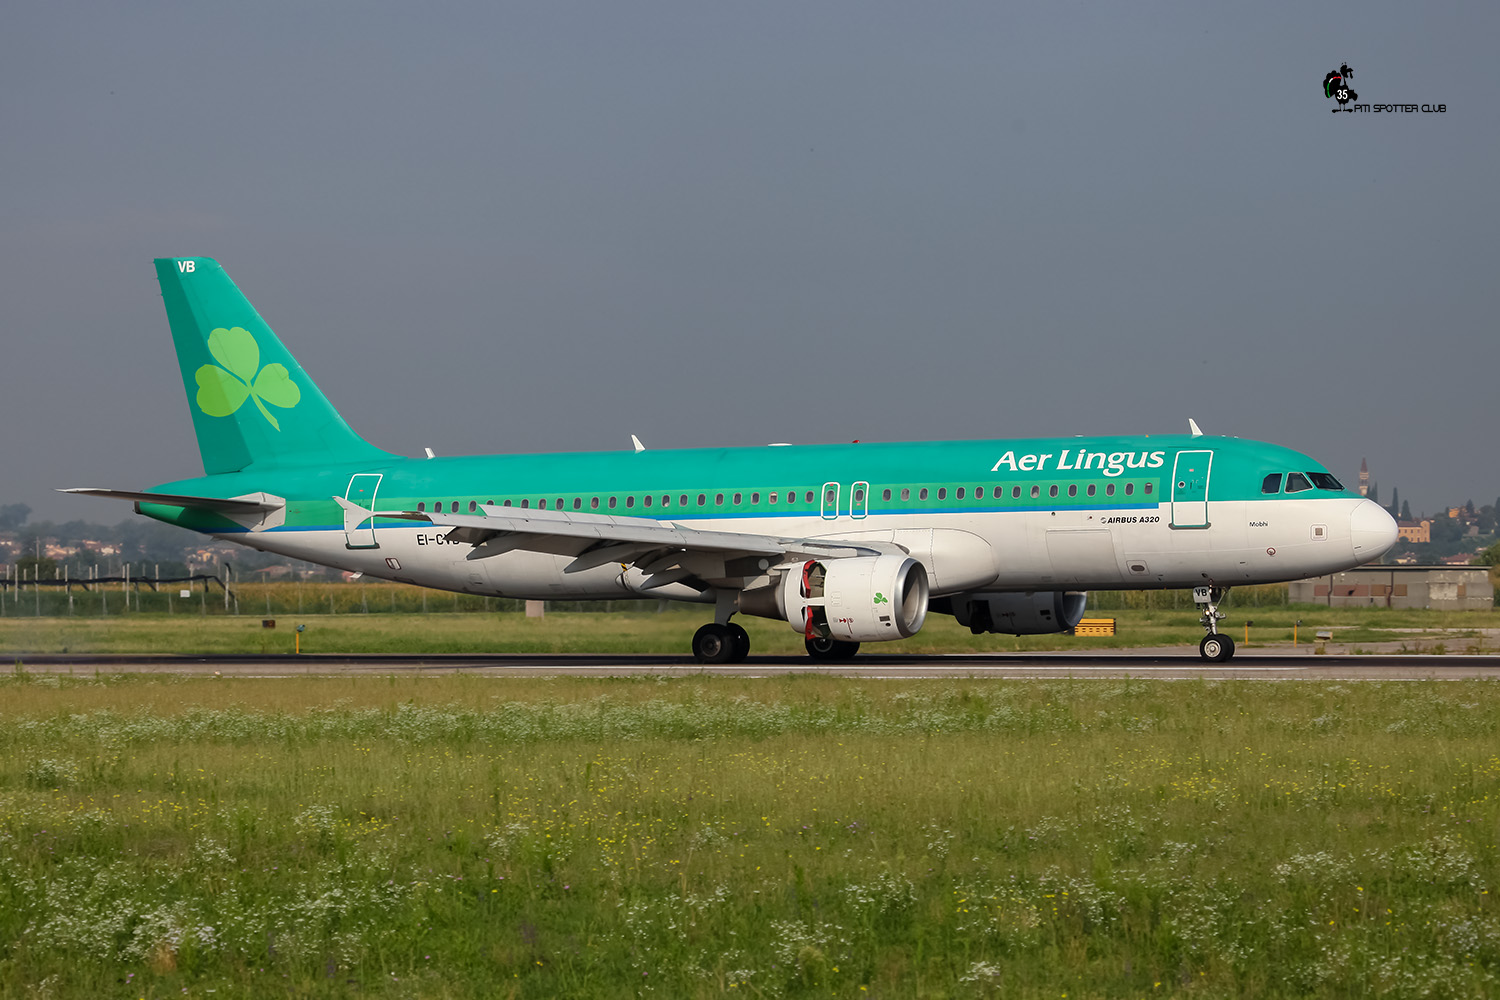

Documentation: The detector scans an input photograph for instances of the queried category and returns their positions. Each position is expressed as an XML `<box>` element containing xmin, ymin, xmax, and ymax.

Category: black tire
<box><xmin>1199</xmin><ymin>633</ymin><xmax>1233</xmax><ymax>662</ymax></box>
<box><xmin>693</xmin><ymin>623</ymin><xmax>735</xmax><ymax>664</ymax></box>
<box><xmin>805</xmin><ymin>636</ymin><xmax>861</xmax><ymax>661</ymax></box>
<box><xmin>726</xmin><ymin>623</ymin><xmax>751</xmax><ymax>663</ymax></box>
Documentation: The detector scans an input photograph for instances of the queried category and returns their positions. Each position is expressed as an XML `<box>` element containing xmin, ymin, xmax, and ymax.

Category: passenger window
<box><xmin>1012</xmin><ymin>486</ymin><xmax>1021</xmax><ymax>499</ymax></box>
<box><xmin>680</xmin><ymin>494</ymin><xmax>688</xmax><ymax>506</ymax></box>
<box><xmin>1068</xmin><ymin>484</ymin><xmax>1077</xmax><ymax>498</ymax></box>
<box><xmin>626</xmin><ymin>496</ymin><xmax>635</xmax><ymax>508</ymax></box>
<box><xmin>452</xmin><ymin>502</ymin><xmax>460</xmax><ymax>513</ymax></box>
<box><xmin>717</xmin><ymin>494</ymin><xmax>725</xmax><ymax>505</ymax></box>
<box><xmin>556</xmin><ymin>498</ymin><xmax>563</xmax><ymax>510</ymax></box>
<box><xmin>503</xmin><ymin>499</ymin><xmax>512</xmax><ymax>507</ymax></box>
<box><xmin>644</xmin><ymin>495</ymin><xmax>653</xmax><ymax>507</ymax></box>
<box><xmin>805</xmin><ymin>491</ymin><xmax>815</xmax><ymax>504</ymax></box>
<box><xmin>752</xmin><ymin>492</ymin><xmax>761</xmax><ymax>504</ymax></box>
<box><xmin>661</xmin><ymin>495</ymin><xmax>670</xmax><ymax>507</ymax></box>
<box><xmin>957</xmin><ymin>487</ymin><xmax>966</xmax><ymax>499</ymax></box>
<box><xmin>1261</xmin><ymin>473</ymin><xmax>1282</xmax><ymax>494</ymax></box>
<box><xmin>609</xmin><ymin>497</ymin><xmax>617</xmax><ymax>509</ymax></box>
<box><xmin>573</xmin><ymin>498</ymin><xmax>582</xmax><ymax>510</ymax></box>
<box><xmin>1030</xmin><ymin>485</ymin><xmax>1040</xmax><ymax>498</ymax></box>
<box><xmin>734</xmin><ymin>493</ymin><xmax>743</xmax><ymax>505</ymax></box>
<box><xmin>1106</xmin><ymin>484</ymin><xmax>1115</xmax><ymax>497</ymax></box>
<box><xmin>538</xmin><ymin>499</ymin><xmax>547</xmax><ymax>509</ymax></box>
<box><xmin>882</xmin><ymin>489</ymin><xmax>892</xmax><ymax>501</ymax></box>
<box><xmin>823</xmin><ymin>489</ymin><xmax>834</xmax><ymax>505</ymax></box>
<box><xmin>976</xmin><ymin>487</ymin><xmax>985</xmax><ymax>499</ymax></box>
<box><xmin>698</xmin><ymin>494</ymin><xmax>706</xmax><ymax>506</ymax></box>
<box><xmin>469</xmin><ymin>501</ymin><xmax>477</xmax><ymax>512</ymax></box>
<box><xmin>1144</xmin><ymin>483</ymin><xmax>1153</xmax><ymax>495</ymax></box>
<box><xmin>520</xmin><ymin>499</ymin><xmax>529</xmax><ymax>508</ymax></box>
<box><xmin>1308</xmin><ymin>472</ymin><xmax>1343</xmax><ymax>491</ymax></box>
<box><xmin>1087</xmin><ymin>484</ymin><xmax>1096</xmax><ymax>497</ymax></box>
<box><xmin>1124</xmin><ymin>483</ymin><xmax>1134</xmax><ymax>496</ymax></box>
<box><xmin>769</xmin><ymin>492</ymin><xmax>777</xmax><ymax>504</ymax></box>
<box><xmin>919</xmin><ymin>488</ymin><xmax>929</xmax><ymax>500</ymax></box>
<box><xmin>1049</xmin><ymin>485</ymin><xmax>1059</xmax><ymax>498</ymax></box>
<box><xmin>1286</xmin><ymin>472</ymin><xmax>1313</xmax><ymax>493</ymax></box>
<box><xmin>900</xmin><ymin>488</ymin><xmax>910</xmax><ymax>501</ymax></box>
<box><xmin>938</xmin><ymin>488</ymin><xmax>947</xmax><ymax>500</ymax></box>
<box><xmin>590</xmin><ymin>497</ymin><xmax>599</xmax><ymax>509</ymax></box>
<box><xmin>417</xmin><ymin>502</ymin><xmax>425</xmax><ymax>512</ymax></box>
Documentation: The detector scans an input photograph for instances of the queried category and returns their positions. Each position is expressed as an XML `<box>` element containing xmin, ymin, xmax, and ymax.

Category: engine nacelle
<box><xmin>937</xmin><ymin>591</ymin><xmax>1087</xmax><ymax>635</ymax></box>
<box><xmin>746</xmin><ymin>554</ymin><xmax>929</xmax><ymax>643</ymax></box>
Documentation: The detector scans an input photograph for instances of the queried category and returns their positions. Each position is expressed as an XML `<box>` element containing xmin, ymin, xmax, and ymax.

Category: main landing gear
<box><xmin>1194</xmin><ymin>585</ymin><xmax>1235</xmax><ymax>662</ymax></box>
<box><xmin>805</xmin><ymin>635</ymin><xmax>860</xmax><ymax>661</ymax></box>
<box><xmin>692</xmin><ymin>622</ymin><xmax>750</xmax><ymax>664</ymax></box>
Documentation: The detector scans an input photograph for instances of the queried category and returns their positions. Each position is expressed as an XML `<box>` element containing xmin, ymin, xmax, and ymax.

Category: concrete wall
<box><xmin>1288</xmin><ymin>566</ymin><xmax>1494</xmax><ymax>610</ymax></box>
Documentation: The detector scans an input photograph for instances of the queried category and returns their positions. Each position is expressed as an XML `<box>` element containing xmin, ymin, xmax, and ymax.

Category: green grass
<box><xmin>1</xmin><ymin>675</ymin><xmax>1498</xmax><ymax>997</ymax></box>
<box><xmin>0</xmin><ymin>603</ymin><xmax>1493</xmax><ymax>657</ymax></box>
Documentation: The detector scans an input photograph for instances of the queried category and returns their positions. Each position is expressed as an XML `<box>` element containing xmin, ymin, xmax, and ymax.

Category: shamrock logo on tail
<box><xmin>194</xmin><ymin>327</ymin><xmax>301</xmax><ymax>430</ymax></box>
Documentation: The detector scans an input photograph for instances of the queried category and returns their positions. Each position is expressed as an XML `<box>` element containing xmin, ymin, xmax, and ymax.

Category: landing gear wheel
<box><xmin>805</xmin><ymin>636</ymin><xmax>861</xmax><ymax>661</ymax></box>
<box><xmin>693</xmin><ymin>623</ymin><xmax>736</xmax><ymax>664</ymax></box>
<box><xmin>1199</xmin><ymin>633</ymin><xmax>1235</xmax><ymax>662</ymax></box>
<box><xmin>726</xmin><ymin>623</ymin><xmax>751</xmax><ymax>663</ymax></box>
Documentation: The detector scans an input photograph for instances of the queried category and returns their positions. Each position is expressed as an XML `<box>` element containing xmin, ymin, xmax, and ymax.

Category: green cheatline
<box><xmin>194</xmin><ymin>327</ymin><xmax>301</xmax><ymax>430</ymax></box>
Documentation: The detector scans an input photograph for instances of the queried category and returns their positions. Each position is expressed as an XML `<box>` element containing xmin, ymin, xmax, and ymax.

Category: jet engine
<box><xmin>741</xmin><ymin>555</ymin><xmax>929</xmax><ymax>643</ymax></box>
<box><xmin>933</xmin><ymin>591</ymin><xmax>1088</xmax><ymax>635</ymax></box>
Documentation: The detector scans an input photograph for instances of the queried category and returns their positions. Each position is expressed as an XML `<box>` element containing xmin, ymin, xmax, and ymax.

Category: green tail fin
<box><xmin>155</xmin><ymin>257</ymin><xmax>393</xmax><ymax>474</ymax></box>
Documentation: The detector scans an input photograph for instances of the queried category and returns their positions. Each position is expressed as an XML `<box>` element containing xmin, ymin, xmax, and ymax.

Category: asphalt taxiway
<box><xmin>12</xmin><ymin>651</ymin><xmax>1500</xmax><ymax>680</ymax></box>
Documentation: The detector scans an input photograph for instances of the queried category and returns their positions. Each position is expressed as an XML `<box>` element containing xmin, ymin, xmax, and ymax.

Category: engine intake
<box><xmin>935</xmin><ymin>591</ymin><xmax>1087</xmax><ymax>635</ymax></box>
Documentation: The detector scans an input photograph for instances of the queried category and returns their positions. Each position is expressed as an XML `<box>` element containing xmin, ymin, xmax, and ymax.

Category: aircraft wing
<box><xmin>387</xmin><ymin>502</ymin><xmax>897</xmax><ymax>592</ymax></box>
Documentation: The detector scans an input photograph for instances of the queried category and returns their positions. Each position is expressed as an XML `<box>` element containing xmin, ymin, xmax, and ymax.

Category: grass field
<box><xmin>2</xmin><ymin>674</ymin><xmax>1498</xmax><ymax>997</ymax></box>
<box><xmin>1</xmin><ymin>602</ymin><xmax>1495</xmax><ymax>657</ymax></box>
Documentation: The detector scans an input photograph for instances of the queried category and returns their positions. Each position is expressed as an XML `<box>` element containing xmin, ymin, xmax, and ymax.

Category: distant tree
<box><xmin>1466</xmin><ymin>499</ymin><xmax>1476</xmax><ymax>518</ymax></box>
<box><xmin>1474</xmin><ymin>542</ymin><xmax>1500</xmax><ymax>567</ymax></box>
<box><xmin>14</xmin><ymin>555</ymin><xmax>58</xmax><ymax>579</ymax></box>
<box><xmin>1368</xmin><ymin>482</ymin><xmax>1379</xmax><ymax>504</ymax></box>
<box><xmin>1388</xmin><ymin>487</ymin><xmax>1400</xmax><ymax>519</ymax></box>
<box><xmin>1400</xmin><ymin>499</ymin><xmax>1412</xmax><ymax>521</ymax></box>
<box><xmin>0</xmin><ymin>503</ymin><xmax>30</xmax><ymax>532</ymax></box>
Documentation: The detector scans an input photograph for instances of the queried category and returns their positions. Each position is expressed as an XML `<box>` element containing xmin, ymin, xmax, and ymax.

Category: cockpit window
<box><xmin>1285</xmin><ymin>472</ymin><xmax>1313</xmax><ymax>493</ymax></box>
<box><xmin>1261</xmin><ymin>473</ymin><xmax>1282</xmax><ymax>495</ymax></box>
<box><xmin>1308</xmin><ymin>472</ymin><xmax>1343</xmax><ymax>491</ymax></box>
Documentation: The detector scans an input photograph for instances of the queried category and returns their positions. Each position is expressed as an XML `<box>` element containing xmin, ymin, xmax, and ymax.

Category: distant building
<box><xmin>1448</xmin><ymin>506</ymin><xmax>1463</xmax><ymax>519</ymax></box>
<box><xmin>1397</xmin><ymin>519</ymin><xmax>1432</xmax><ymax>544</ymax></box>
<box><xmin>1358</xmin><ymin>458</ymin><xmax>1370</xmax><ymax>497</ymax></box>
<box><xmin>1289</xmin><ymin>566</ymin><xmax>1493</xmax><ymax>610</ymax></box>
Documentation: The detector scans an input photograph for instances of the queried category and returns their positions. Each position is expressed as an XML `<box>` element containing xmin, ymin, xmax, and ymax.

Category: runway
<box><xmin>13</xmin><ymin>651</ymin><xmax>1500</xmax><ymax>679</ymax></box>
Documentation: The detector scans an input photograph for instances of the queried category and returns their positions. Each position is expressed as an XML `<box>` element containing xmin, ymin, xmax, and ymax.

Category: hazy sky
<box><xmin>3</xmin><ymin>1</ymin><xmax>1496</xmax><ymax>525</ymax></box>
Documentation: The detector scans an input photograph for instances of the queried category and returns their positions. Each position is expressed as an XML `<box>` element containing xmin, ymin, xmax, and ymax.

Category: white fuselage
<box><xmin>224</xmin><ymin>495</ymin><xmax>1383</xmax><ymax>602</ymax></box>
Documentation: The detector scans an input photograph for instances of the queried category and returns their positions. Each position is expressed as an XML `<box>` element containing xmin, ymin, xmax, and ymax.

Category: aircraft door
<box><xmin>851</xmin><ymin>481</ymin><xmax>870</xmax><ymax>519</ymax></box>
<box><xmin>820</xmin><ymin>482</ymin><xmax>840</xmax><ymax>520</ymax></box>
<box><xmin>343</xmin><ymin>473</ymin><xmax>383</xmax><ymax>549</ymax></box>
<box><xmin>1170</xmin><ymin>451</ymin><xmax>1212</xmax><ymax>528</ymax></box>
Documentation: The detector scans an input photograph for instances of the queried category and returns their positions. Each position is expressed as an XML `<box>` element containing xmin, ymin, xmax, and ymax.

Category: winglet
<box><xmin>631</xmin><ymin>434</ymin><xmax>645</xmax><ymax>453</ymax></box>
<box><xmin>1188</xmin><ymin>418</ymin><xmax>1204</xmax><ymax>438</ymax></box>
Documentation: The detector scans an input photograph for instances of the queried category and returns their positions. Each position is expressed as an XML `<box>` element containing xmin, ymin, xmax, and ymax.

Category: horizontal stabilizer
<box><xmin>59</xmin><ymin>488</ymin><xmax>284</xmax><ymax>514</ymax></box>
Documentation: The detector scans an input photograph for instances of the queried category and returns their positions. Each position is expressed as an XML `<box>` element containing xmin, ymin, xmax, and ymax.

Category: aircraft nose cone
<box><xmin>1349</xmin><ymin>499</ymin><xmax>1398</xmax><ymax>563</ymax></box>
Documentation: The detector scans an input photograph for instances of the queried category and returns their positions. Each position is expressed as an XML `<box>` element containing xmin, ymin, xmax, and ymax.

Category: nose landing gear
<box><xmin>1194</xmin><ymin>585</ymin><xmax>1235</xmax><ymax>662</ymax></box>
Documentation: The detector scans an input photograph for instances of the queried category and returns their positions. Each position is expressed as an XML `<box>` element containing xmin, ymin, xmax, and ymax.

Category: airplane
<box><xmin>65</xmin><ymin>258</ymin><xmax>1399</xmax><ymax>663</ymax></box>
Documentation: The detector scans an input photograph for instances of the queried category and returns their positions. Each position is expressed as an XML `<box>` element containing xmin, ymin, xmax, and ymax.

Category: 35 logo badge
<box><xmin>1323</xmin><ymin>63</ymin><xmax>1357</xmax><ymax>111</ymax></box>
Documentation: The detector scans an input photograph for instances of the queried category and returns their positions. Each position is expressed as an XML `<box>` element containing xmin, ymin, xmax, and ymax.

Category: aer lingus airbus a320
<box><xmin>66</xmin><ymin>258</ymin><xmax>1398</xmax><ymax>662</ymax></box>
